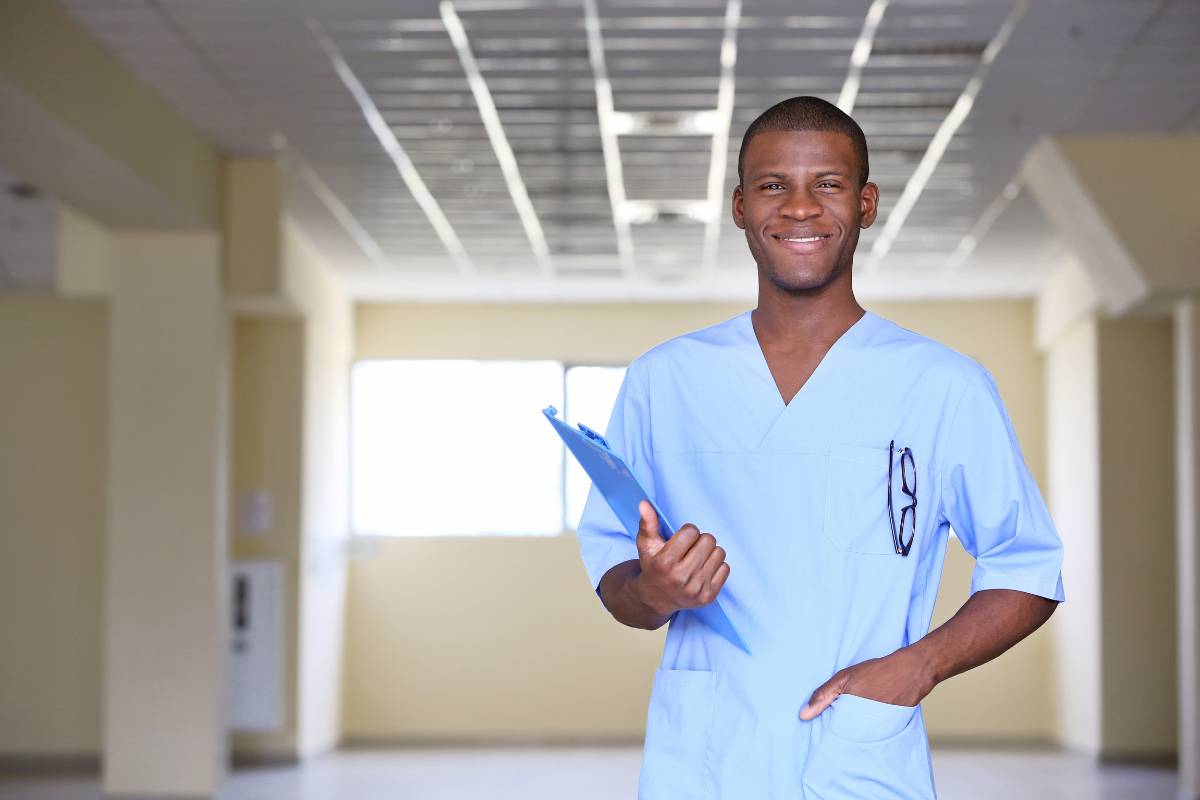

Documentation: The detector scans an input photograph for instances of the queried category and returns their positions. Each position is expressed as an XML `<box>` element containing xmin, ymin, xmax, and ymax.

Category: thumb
<box><xmin>799</xmin><ymin>676</ymin><xmax>844</xmax><ymax>721</ymax></box>
<box><xmin>636</xmin><ymin>500</ymin><xmax>665</xmax><ymax>558</ymax></box>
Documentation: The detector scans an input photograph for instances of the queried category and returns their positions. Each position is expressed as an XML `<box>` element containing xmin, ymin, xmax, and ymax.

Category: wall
<box><xmin>284</xmin><ymin>222</ymin><xmax>354</xmax><ymax>758</ymax></box>
<box><xmin>230</xmin><ymin>220</ymin><xmax>354</xmax><ymax>760</ymax></box>
<box><xmin>103</xmin><ymin>232</ymin><xmax>229</xmax><ymax>796</ymax></box>
<box><xmin>1046</xmin><ymin>317</ymin><xmax>1103</xmax><ymax>754</ymax></box>
<box><xmin>1097</xmin><ymin>317</ymin><xmax>1177</xmax><ymax>758</ymax></box>
<box><xmin>0</xmin><ymin>295</ymin><xmax>107</xmax><ymax>758</ymax></box>
<box><xmin>343</xmin><ymin>299</ymin><xmax>1057</xmax><ymax>744</ymax></box>
<box><xmin>230</xmin><ymin>316</ymin><xmax>305</xmax><ymax>760</ymax></box>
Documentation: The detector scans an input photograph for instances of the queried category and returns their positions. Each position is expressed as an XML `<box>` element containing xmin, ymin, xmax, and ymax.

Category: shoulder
<box><xmin>867</xmin><ymin>311</ymin><xmax>992</xmax><ymax>391</ymax></box>
<box><xmin>627</xmin><ymin>311</ymin><xmax>748</xmax><ymax>376</ymax></box>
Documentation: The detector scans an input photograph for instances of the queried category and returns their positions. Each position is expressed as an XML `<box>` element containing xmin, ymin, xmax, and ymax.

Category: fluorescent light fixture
<box><xmin>306</xmin><ymin>14</ymin><xmax>474</xmax><ymax>275</ymax></box>
<box><xmin>583</xmin><ymin>0</ymin><xmax>635</xmax><ymax>276</ymax></box>
<box><xmin>440</xmin><ymin>1</ymin><xmax>553</xmax><ymax>276</ymax></box>
<box><xmin>867</xmin><ymin>0</ymin><xmax>1029</xmax><ymax>271</ymax></box>
<box><xmin>623</xmin><ymin>199</ymin><xmax>714</xmax><ymax>225</ymax></box>
<box><xmin>837</xmin><ymin>0</ymin><xmax>889</xmax><ymax>114</ymax></box>
<box><xmin>609</xmin><ymin>109</ymin><xmax>722</xmax><ymax>136</ymax></box>
<box><xmin>702</xmin><ymin>0</ymin><xmax>742</xmax><ymax>274</ymax></box>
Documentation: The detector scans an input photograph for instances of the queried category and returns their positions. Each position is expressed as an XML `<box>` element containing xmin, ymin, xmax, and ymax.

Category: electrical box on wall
<box><xmin>227</xmin><ymin>560</ymin><xmax>284</xmax><ymax>732</ymax></box>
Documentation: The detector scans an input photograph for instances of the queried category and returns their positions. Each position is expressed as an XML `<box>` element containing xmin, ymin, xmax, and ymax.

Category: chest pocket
<box><xmin>823</xmin><ymin>442</ymin><xmax>895</xmax><ymax>555</ymax></box>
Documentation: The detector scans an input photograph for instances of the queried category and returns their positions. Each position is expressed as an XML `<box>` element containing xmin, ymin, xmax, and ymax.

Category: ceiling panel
<box><xmin>45</xmin><ymin>0</ymin><xmax>1199</xmax><ymax>299</ymax></box>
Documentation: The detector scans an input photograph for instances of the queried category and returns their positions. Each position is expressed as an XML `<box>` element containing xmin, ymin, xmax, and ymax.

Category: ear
<box><xmin>859</xmin><ymin>182</ymin><xmax>879</xmax><ymax>229</ymax></box>
<box><xmin>732</xmin><ymin>184</ymin><xmax>745</xmax><ymax>230</ymax></box>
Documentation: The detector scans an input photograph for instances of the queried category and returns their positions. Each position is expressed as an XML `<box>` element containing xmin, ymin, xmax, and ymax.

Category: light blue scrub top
<box><xmin>576</xmin><ymin>309</ymin><xmax>1066</xmax><ymax>800</ymax></box>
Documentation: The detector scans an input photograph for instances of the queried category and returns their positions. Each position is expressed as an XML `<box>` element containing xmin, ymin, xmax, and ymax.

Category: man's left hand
<box><xmin>798</xmin><ymin>648</ymin><xmax>938</xmax><ymax>720</ymax></box>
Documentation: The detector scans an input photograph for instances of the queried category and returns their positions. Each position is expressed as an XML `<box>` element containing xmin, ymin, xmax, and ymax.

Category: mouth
<box><xmin>771</xmin><ymin>232</ymin><xmax>833</xmax><ymax>253</ymax></box>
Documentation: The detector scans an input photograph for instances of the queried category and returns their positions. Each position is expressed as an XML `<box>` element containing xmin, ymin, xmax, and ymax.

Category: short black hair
<box><xmin>737</xmin><ymin>96</ymin><xmax>870</xmax><ymax>187</ymax></box>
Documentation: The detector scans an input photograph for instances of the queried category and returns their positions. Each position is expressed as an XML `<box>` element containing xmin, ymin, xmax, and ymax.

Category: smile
<box><xmin>771</xmin><ymin>233</ymin><xmax>833</xmax><ymax>252</ymax></box>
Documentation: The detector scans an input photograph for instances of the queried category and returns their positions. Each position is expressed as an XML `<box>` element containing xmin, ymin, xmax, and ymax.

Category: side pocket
<box><xmin>825</xmin><ymin>693</ymin><xmax>916</xmax><ymax>743</ymax></box>
<box><xmin>638</xmin><ymin>668</ymin><xmax>717</xmax><ymax>800</ymax></box>
<box><xmin>802</xmin><ymin>695</ymin><xmax>936</xmax><ymax>800</ymax></box>
<box><xmin>823</xmin><ymin>442</ymin><xmax>895</xmax><ymax>555</ymax></box>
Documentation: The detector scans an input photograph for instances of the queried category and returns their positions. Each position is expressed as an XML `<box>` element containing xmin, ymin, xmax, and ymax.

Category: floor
<box><xmin>0</xmin><ymin>747</ymin><xmax>1180</xmax><ymax>799</ymax></box>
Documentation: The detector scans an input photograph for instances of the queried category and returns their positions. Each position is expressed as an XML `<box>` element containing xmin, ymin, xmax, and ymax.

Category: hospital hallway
<box><xmin>4</xmin><ymin>0</ymin><xmax>1200</xmax><ymax>798</ymax></box>
<box><xmin>0</xmin><ymin>747</ymin><xmax>1179</xmax><ymax>800</ymax></box>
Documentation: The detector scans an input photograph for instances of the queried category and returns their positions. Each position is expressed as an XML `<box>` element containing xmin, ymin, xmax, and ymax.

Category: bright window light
<box><xmin>352</xmin><ymin>360</ymin><xmax>564</xmax><ymax>536</ymax></box>
<box><xmin>563</xmin><ymin>365</ymin><xmax>627</xmax><ymax>530</ymax></box>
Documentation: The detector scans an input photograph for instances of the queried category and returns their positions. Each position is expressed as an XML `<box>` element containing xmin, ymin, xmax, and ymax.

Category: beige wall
<box><xmin>344</xmin><ymin>299</ymin><xmax>1057</xmax><ymax>744</ymax></box>
<box><xmin>1046</xmin><ymin>317</ymin><xmax>1103</xmax><ymax>754</ymax></box>
<box><xmin>286</xmin><ymin>223</ymin><xmax>354</xmax><ymax>758</ymax></box>
<box><xmin>0</xmin><ymin>295</ymin><xmax>107</xmax><ymax>756</ymax></box>
<box><xmin>1097</xmin><ymin>317</ymin><xmax>1177</xmax><ymax>757</ymax></box>
<box><xmin>103</xmin><ymin>232</ymin><xmax>229</xmax><ymax>795</ymax></box>
<box><xmin>230</xmin><ymin>316</ymin><xmax>305</xmax><ymax>760</ymax></box>
<box><xmin>230</xmin><ymin>221</ymin><xmax>354</xmax><ymax>760</ymax></box>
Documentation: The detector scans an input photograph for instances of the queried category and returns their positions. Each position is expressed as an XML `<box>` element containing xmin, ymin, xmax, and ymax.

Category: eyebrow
<box><xmin>747</xmin><ymin>169</ymin><xmax>849</xmax><ymax>183</ymax></box>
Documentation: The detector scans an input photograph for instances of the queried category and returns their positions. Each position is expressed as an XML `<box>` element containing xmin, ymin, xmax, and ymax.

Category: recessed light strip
<box><xmin>440</xmin><ymin>1</ymin><xmax>553</xmax><ymax>276</ymax></box>
<box><xmin>305</xmin><ymin>14</ymin><xmax>474</xmax><ymax>275</ymax></box>
<box><xmin>836</xmin><ymin>0</ymin><xmax>889</xmax><ymax>115</ymax></box>
<box><xmin>702</xmin><ymin>0</ymin><xmax>742</xmax><ymax>274</ymax></box>
<box><xmin>583</xmin><ymin>0</ymin><xmax>635</xmax><ymax>277</ymax></box>
<box><xmin>867</xmin><ymin>0</ymin><xmax>1029</xmax><ymax>271</ymax></box>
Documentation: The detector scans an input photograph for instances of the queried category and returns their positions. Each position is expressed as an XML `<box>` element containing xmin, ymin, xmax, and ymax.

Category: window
<box><xmin>562</xmin><ymin>365</ymin><xmax>626</xmax><ymax>530</ymax></box>
<box><xmin>351</xmin><ymin>359</ymin><xmax>625</xmax><ymax>536</ymax></box>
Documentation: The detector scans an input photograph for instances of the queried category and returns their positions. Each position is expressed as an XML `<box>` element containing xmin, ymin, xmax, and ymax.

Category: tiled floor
<box><xmin>0</xmin><ymin>747</ymin><xmax>1180</xmax><ymax>799</ymax></box>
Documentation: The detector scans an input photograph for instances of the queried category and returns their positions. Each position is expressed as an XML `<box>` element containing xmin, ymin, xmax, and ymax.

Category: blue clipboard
<box><xmin>543</xmin><ymin>405</ymin><xmax>750</xmax><ymax>654</ymax></box>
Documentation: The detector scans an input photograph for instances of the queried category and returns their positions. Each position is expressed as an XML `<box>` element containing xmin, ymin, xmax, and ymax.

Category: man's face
<box><xmin>733</xmin><ymin>130</ymin><xmax>879</xmax><ymax>294</ymax></box>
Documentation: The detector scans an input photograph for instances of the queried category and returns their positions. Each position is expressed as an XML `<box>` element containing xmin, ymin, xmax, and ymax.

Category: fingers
<box><xmin>635</xmin><ymin>510</ymin><xmax>730</xmax><ymax>609</ymax></box>
<box><xmin>681</xmin><ymin>539</ymin><xmax>725</xmax><ymax>599</ymax></box>
<box><xmin>635</xmin><ymin>501</ymin><xmax>665</xmax><ymax>559</ymax></box>
<box><xmin>799</xmin><ymin>672</ymin><xmax>847</xmax><ymax>721</ymax></box>
<box><xmin>677</xmin><ymin>532</ymin><xmax>717</xmax><ymax>577</ymax></box>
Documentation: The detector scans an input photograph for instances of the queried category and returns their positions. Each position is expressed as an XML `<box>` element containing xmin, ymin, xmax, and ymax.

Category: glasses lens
<box><xmin>901</xmin><ymin>449</ymin><xmax>916</xmax><ymax>496</ymax></box>
<box><xmin>900</xmin><ymin>504</ymin><xmax>915</xmax><ymax>552</ymax></box>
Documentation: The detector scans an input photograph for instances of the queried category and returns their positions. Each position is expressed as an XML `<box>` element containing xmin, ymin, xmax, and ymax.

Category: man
<box><xmin>575</xmin><ymin>96</ymin><xmax>1064</xmax><ymax>799</ymax></box>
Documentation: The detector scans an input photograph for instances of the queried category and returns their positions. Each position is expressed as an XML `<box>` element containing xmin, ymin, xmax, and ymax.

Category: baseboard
<box><xmin>230</xmin><ymin>751</ymin><xmax>302</xmax><ymax>768</ymax></box>
<box><xmin>0</xmin><ymin>753</ymin><xmax>100</xmax><ymax>775</ymax></box>
<box><xmin>1099</xmin><ymin>749</ymin><xmax>1178</xmax><ymax>768</ymax></box>
<box><xmin>926</xmin><ymin>736</ymin><xmax>1061</xmax><ymax>751</ymax></box>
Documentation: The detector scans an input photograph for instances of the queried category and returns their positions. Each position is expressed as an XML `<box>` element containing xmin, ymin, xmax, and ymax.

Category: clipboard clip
<box><xmin>543</xmin><ymin>406</ymin><xmax>612</xmax><ymax>451</ymax></box>
<box><xmin>576</xmin><ymin>422</ymin><xmax>611</xmax><ymax>451</ymax></box>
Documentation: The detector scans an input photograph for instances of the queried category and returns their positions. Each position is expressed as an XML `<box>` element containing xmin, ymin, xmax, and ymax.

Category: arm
<box><xmin>800</xmin><ymin>588</ymin><xmax>1057</xmax><ymax>718</ymax></box>
<box><xmin>598</xmin><ymin>500</ymin><xmax>731</xmax><ymax>631</ymax></box>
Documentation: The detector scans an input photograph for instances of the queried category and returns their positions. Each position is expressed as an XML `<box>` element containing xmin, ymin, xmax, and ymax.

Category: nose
<box><xmin>779</xmin><ymin>187</ymin><xmax>822</xmax><ymax>221</ymax></box>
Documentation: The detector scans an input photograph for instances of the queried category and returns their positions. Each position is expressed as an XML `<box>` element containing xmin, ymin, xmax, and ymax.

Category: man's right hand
<box><xmin>630</xmin><ymin>500</ymin><xmax>731</xmax><ymax>617</ymax></box>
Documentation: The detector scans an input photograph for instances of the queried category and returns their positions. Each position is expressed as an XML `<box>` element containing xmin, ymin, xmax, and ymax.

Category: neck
<box><xmin>752</xmin><ymin>272</ymin><xmax>865</xmax><ymax>348</ymax></box>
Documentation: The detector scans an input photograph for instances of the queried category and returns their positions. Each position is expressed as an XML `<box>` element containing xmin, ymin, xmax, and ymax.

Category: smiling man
<box><xmin>575</xmin><ymin>96</ymin><xmax>1065</xmax><ymax>799</ymax></box>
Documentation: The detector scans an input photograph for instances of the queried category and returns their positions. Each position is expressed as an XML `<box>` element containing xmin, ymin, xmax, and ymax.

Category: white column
<box><xmin>1176</xmin><ymin>296</ymin><xmax>1200</xmax><ymax>800</ymax></box>
<box><xmin>104</xmin><ymin>232</ymin><xmax>229</xmax><ymax>797</ymax></box>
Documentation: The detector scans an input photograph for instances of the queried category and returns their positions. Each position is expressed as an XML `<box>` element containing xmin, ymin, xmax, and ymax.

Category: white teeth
<box><xmin>782</xmin><ymin>235</ymin><xmax>825</xmax><ymax>242</ymax></box>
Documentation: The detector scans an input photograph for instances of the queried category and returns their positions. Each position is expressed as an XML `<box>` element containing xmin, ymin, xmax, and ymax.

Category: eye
<box><xmin>760</xmin><ymin>182</ymin><xmax>785</xmax><ymax>191</ymax></box>
<box><xmin>816</xmin><ymin>180</ymin><xmax>841</xmax><ymax>190</ymax></box>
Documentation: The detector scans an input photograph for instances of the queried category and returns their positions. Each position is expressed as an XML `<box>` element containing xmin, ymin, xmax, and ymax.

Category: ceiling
<box><xmin>47</xmin><ymin>0</ymin><xmax>1200</xmax><ymax>301</ymax></box>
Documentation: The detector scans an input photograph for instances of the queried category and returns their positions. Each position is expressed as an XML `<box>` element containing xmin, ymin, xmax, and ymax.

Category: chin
<box><xmin>763</xmin><ymin>263</ymin><xmax>839</xmax><ymax>294</ymax></box>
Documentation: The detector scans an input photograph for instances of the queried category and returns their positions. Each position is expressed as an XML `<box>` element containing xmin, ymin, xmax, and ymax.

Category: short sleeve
<box><xmin>938</xmin><ymin>368</ymin><xmax>1065</xmax><ymax>602</ymax></box>
<box><xmin>575</xmin><ymin>358</ymin><xmax>654</xmax><ymax>594</ymax></box>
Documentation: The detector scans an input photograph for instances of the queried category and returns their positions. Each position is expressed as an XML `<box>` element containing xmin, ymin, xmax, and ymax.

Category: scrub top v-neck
<box><xmin>575</xmin><ymin>309</ymin><xmax>1065</xmax><ymax>800</ymax></box>
<box><xmin>741</xmin><ymin>308</ymin><xmax>878</xmax><ymax>451</ymax></box>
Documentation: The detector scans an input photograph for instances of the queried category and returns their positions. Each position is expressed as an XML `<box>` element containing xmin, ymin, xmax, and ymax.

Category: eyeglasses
<box><xmin>887</xmin><ymin>440</ymin><xmax>916</xmax><ymax>557</ymax></box>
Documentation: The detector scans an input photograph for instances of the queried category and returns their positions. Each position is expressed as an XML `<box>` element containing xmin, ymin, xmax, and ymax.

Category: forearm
<box><xmin>597</xmin><ymin>559</ymin><xmax>675</xmax><ymax>630</ymax></box>
<box><xmin>908</xmin><ymin>588</ymin><xmax>1058</xmax><ymax>686</ymax></box>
